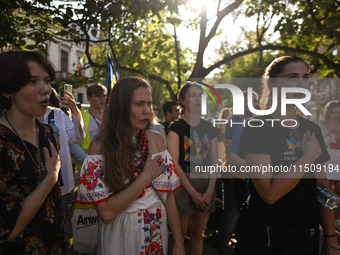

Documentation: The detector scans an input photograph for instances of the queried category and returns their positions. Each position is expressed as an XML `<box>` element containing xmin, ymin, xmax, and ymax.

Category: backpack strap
<box><xmin>48</xmin><ymin>109</ymin><xmax>54</xmax><ymax>124</ymax></box>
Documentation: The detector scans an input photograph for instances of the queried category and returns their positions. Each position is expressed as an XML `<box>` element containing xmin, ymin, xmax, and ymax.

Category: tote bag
<box><xmin>71</xmin><ymin>206</ymin><xmax>98</xmax><ymax>254</ymax></box>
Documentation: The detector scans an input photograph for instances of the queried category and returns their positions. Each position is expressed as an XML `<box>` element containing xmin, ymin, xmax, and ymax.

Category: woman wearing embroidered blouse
<box><xmin>319</xmin><ymin>101</ymin><xmax>340</xmax><ymax>229</ymax></box>
<box><xmin>0</xmin><ymin>51</ymin><xmax>64</xmax><ymax>254</ymax></box>
<box><xmin>77</xmin><ymin>76</ymin><xmax>185</xmax><ymax>255</ymax></box>
<box><xmin>234</xmin><ymin>56</ymin><xmax>339</xmax><ymax>255</ymax></box>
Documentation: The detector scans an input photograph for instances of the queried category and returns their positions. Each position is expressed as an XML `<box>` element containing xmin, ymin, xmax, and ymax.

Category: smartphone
<box><xmin>64</xmin><ymin>84</ymin><xmax>73</xmax><ymax>96</ymax></box>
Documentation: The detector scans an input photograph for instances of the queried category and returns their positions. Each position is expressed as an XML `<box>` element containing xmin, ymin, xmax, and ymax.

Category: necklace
<box><xmin>5</xmin><ymin>113</ymin><xmax>45</xmax><ymax>182</ymax></box>
<box><xmin>131</xmin><ymin>130</ymin><xmax>149</xmax><ymax>176</ymax></box>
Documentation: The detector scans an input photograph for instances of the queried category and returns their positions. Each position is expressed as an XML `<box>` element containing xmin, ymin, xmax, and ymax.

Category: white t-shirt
<box><xmin>42</xmin><ymin>106</ymin><xmax>85</xmax><ymax>195</ymax></box>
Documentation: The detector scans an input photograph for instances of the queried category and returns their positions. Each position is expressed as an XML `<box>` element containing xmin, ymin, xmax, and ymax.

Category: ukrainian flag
<box><xmin>106</xmin><ymin>54</ymin><xmax>118</xmax><ymax>104</ymax></box>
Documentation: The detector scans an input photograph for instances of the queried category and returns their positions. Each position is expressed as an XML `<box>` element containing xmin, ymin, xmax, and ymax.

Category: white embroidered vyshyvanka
<box><xmin>76</xmin><ymin>150</ymin><xmax>180</xmax><ymax>255</ymax></box>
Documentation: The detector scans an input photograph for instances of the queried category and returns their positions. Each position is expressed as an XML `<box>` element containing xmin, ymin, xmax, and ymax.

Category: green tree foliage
<box><xmin>192</xmin><ymin>0</ymin><xmax>340</xmax><ymax>79</ymax></box>
<box><xmin>243</xmin><ymin>0</ymin><xmax>340</xmax><ymax>76</ymax></box>
<box><xmin>0</xmin><ymin>0</ymin><xmax>191</xmax><ymax>97</ymax></box>
<box><xmin>2</xmin><ymin>0</ymin><xmax>340</xmax><ymax>100</ymax></box>
<box><xmin>78</xmin><ymin>10</ymin><xmax>194</xmax><ymax>101</ymax></box>
<box><xmin>0</xmin><ymin>0</ymin><xmax>61</xmax><ymax>52</ymax></box>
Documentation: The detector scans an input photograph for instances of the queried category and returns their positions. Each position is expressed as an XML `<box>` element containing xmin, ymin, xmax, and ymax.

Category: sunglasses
<box><xmin>290</xmin><ymin>129</ymin><xmax>302</xmax><ymax>156</ymax></box>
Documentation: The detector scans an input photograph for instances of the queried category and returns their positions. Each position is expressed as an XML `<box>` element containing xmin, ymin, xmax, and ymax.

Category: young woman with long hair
<box><xmin>234</xmin><ymin>56</ymin><xmax>339</xmax><ymax>255</ymax></box>
<box><xmin>77</xmin><ymin>76</ymin><xmax>185</xmax><ymax>255</ymax></box>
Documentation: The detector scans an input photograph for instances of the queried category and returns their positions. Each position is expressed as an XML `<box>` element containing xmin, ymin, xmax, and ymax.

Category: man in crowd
<box><xmin>69</xmin><ymin>83</ymin><xmax>107</xmax><ymax>167</ymax></box>
<box><xmin>161</xmin><ymin>100</ymin><xmax>180</xmax><ymax>135</ymax></box>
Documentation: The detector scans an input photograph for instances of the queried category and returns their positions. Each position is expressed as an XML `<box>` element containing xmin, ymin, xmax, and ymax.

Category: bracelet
<box><xmin>324</xmin><ymin>233</ymin><xmax>337</xmax><ymax>238</ymax></box>
<box><xmin>326</xmin><ymin>244</ymin><xmax>340</xmax><ymax>250</ymax></box>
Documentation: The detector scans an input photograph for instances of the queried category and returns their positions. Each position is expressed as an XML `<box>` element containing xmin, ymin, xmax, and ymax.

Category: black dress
<box><xmin>0</xmin><ymin>120</ymin><xmax>66</xmax><ymax>254</ymax></box>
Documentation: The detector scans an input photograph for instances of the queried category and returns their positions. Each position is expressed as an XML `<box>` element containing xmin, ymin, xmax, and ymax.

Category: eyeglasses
<box><xmin>153</xmin><ymin>108</ymin><xmax>158</xmax><ymax>111</ymax></box>
<box><xmin>94</xmin><ymin>95</ymin><xmax>108</xmax><ymax>99</ymax></box>
<box><xmin>290</xmin><ymin>129</ymin><xmax>302</xmax><ymax>156</ymax></box>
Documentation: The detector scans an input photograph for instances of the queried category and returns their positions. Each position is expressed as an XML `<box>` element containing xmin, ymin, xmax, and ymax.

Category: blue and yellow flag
<box><xmin>106</xmin><ymin>54</ymin><xmax>118</xmax><ymax>104</ymax></box>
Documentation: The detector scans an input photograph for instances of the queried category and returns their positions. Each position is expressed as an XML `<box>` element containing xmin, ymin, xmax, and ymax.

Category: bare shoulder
<box><xmin>88</xmin><ymin>138</ymin><xmax>102</xmax><ymax>155</ymax></box>
<box><xmin>146</xmin><ymin>130</ymin><xmax>166</xmax><ymax>153</ymax></box>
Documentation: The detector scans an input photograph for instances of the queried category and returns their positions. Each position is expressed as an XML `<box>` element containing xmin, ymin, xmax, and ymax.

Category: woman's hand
<box><xmin>202</xmin><ymin>190</ymin><xmax>213</xmax><ymax>212</ymax></box>
<box><xmin>190</xmin><ymin>190</ymin><xmax>210</xmax><ymax>212</ymax></box>
<box><xmin>61</xmin><ymin>91</ymin><xmax>79</xmax><ymax>114</ymax></box>
<box><xmin>43</xmin><ymin>142</ymin><xmax>60</xmax><ymax>183</ymax></box>
<box><xmin>140</xmin><ymin>154</ymin><xmax>164</xmax><ymax>183</ymax></box>
<box><xmin>301</xmin><ymin>130</ymin><xmax>321</xmax><ymax>161</ymax></box>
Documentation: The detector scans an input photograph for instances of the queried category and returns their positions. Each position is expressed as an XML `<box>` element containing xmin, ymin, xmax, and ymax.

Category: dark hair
<box><xmin>50</xmin><ymin>88</ymin><xmax>61</xmax><ymax>108</ymax></box>
<box><xmin>0</xmin><ymin>51</ymin><xmax>55</xmax><ymax>110</ymax></box>
<box><xmin>260</xmin><ymin>56</ymin><xmax>310</xmax><ymax>110</ymax></box>
<box><xmin>177</xmin><ymin>82</ymin><xmax>201</xmax><ymax>111</ymax></box>
<box><xmin>162</xmin><ymin>100</ymin><xmax>179</xmax><ymax>116</ymax></box>
<box><xmin>99</xmin><ymin>76</ymin><xmax>151</xmax><ymax>193</ymax></box>
<box><xmin>86</xmin><ymin>83</ymin><xmax>107</xmax><ymax>98</ymax></box>
<box><xmin>323</xmin><ymin>100</ymin><xmax>340</xmax><ymax>122</ymax></box>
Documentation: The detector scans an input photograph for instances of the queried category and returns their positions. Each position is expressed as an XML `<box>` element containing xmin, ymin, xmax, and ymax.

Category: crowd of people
<box><xmin>0</xmin><ymin>50</ymin><xmax>339</xmax><ymax>255</ymax></box>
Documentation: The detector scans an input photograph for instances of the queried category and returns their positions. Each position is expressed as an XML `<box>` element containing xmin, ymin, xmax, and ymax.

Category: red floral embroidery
<box><xmin>150</xmin><ymin>223</ymin><xmax>158</xmax><ymax>231</ymax></box>
<box><xmin>88</xmin><ymin>162</ymin><xmax>98</xmax><ymax>173</ymax></box>
<box><xmin>139</xmin><ymin>206</ymin><xmax>164</xmax><ymax>254</ymax></box>
<box><xmin>144</xmin><ymin>210</ymin><xmax>151</xmax><ymax>224</ymax></box>
<box><xmin>155</xmin><ymin>208</ymin><xmax>162</xmax><ymax>221</ymax></box>
<box><xmin>80</xmin><ymin>161</ymin><xmax>100</xmax><ymax>191</ymax></box>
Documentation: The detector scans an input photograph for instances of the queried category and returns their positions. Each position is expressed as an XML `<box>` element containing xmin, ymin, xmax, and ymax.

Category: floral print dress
<box><xmin>77</xmin><ymin>150</ymin><xmax>180</xmax><ymax>255</ymax></box>
<box><xmin>0</xmin><ymin>121</ymin><xmax>66</xmax><ymax>255</ymax></box>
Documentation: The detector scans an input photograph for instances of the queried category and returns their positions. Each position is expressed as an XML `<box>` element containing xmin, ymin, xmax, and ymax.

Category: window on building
<box><xmin>61</xmin><ymin>50</ymin><xmax>68</xmax><ymax>73</ymax></box>
<box><xmin>78</xmin><ymin>93</ymin><xmax>83</xmax><ymax>103</ymax></box>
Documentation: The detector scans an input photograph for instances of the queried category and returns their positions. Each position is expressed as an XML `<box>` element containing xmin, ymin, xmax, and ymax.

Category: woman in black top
<box><xmin>235</xmin><ymin>56</ymin><xmax>339</xmax><ymax>255</ymax></box>
<box><xmin>168</xmin><ymin>82</ymin><xmax>218</xmax><ymax>255</ymax></box>
<box><xmin>0</xmin><ymin>51</ymin><xmax>65</xmax><ymax>254</ymax></box>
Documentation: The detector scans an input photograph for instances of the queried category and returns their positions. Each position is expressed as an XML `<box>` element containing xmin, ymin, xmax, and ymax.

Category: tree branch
<box><xmin>306</xmin><ymin>0</ymin><xmax>321</xmax><ymax>30</ymax></box>
<box><xmin>191</xmin><ymin>0</ymin><xmax>244</xmax><ymax>77</ymax></box>
<box><xmin>203</xmin><ymin>45</ymin><xmax>340</xmax><ymax>77</ymax></box>
<box><xmin>84</xmin><ymin>42</ymin><xmax>176</xmax><ymax>99</ymax></box>
<box><xmin>119</xmin><ymin>66</ymin><xmax>175</xmax><ymax>99</ymax></box>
